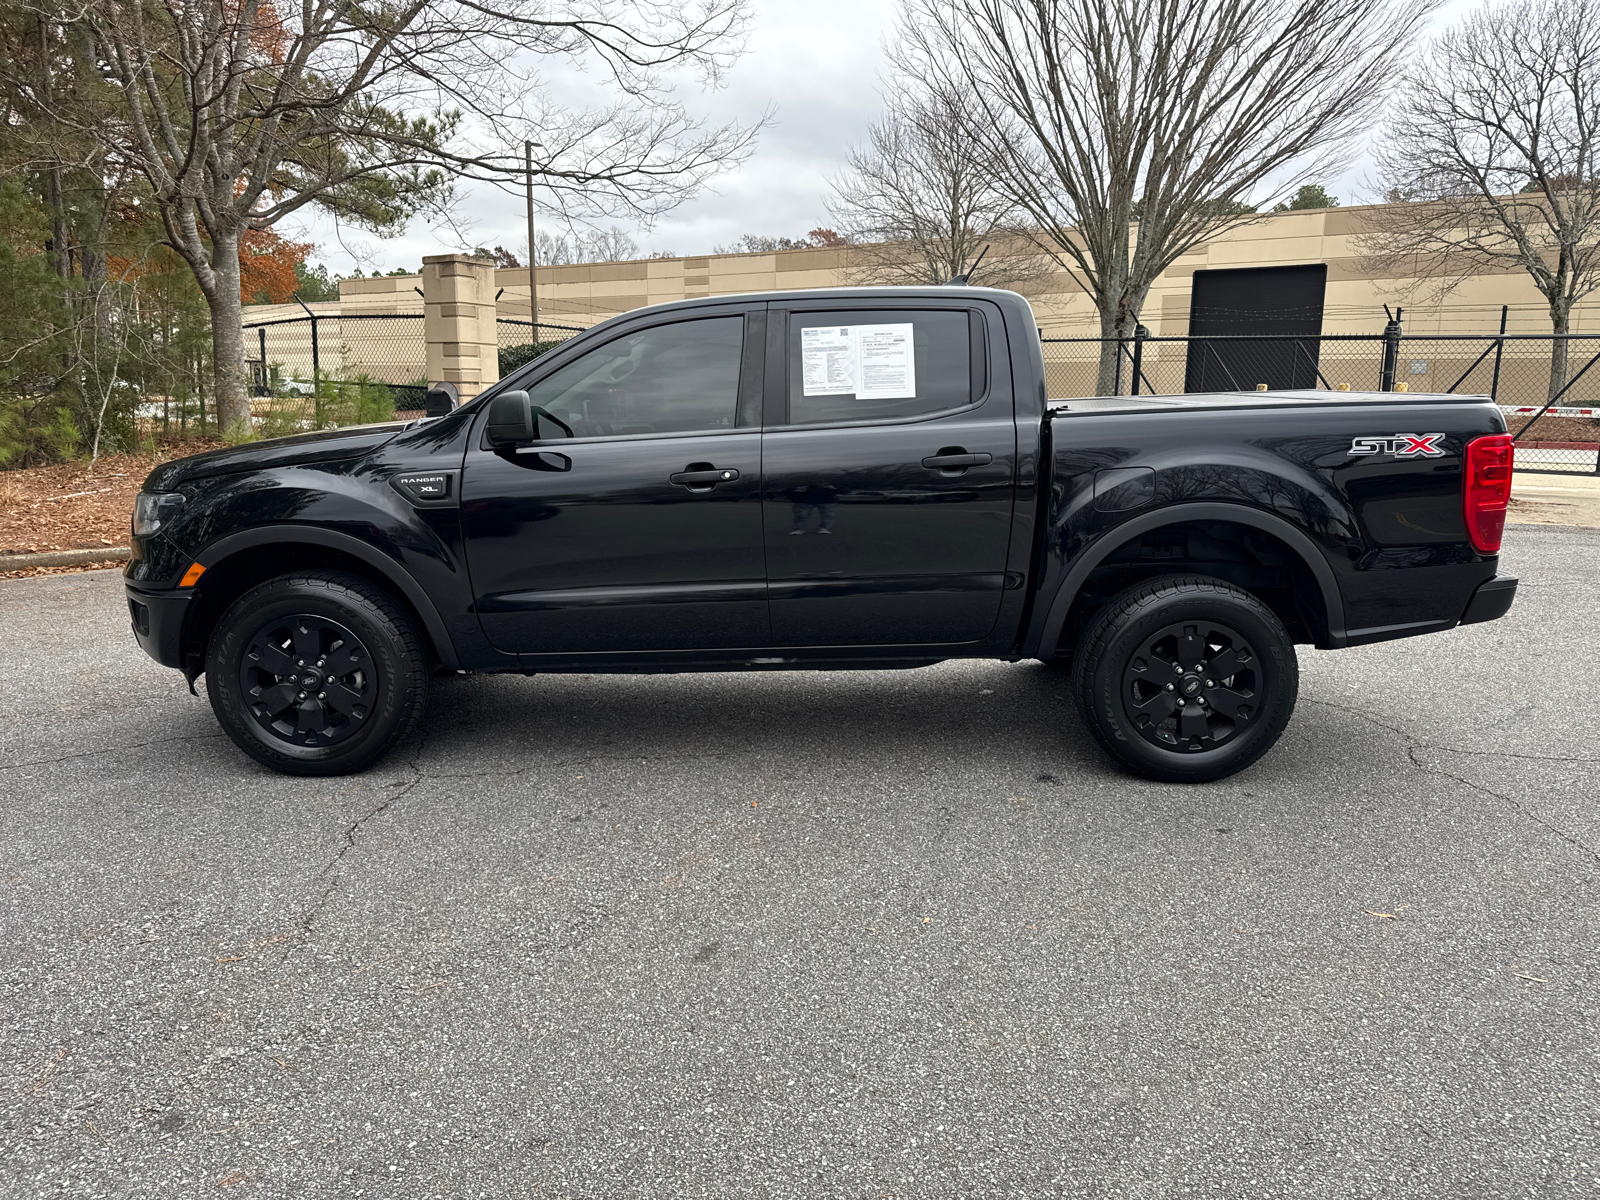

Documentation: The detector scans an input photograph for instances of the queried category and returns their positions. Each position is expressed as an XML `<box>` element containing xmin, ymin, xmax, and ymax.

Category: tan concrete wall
<box><xmin>319</xmin><ymin>203</ymin><xmax>1596</xmax><ymax>354</ymax></box>
<box><xmin>338</xmin><ymin>275</ymin><xmax>425</xmax><ymax>315</ymax></box>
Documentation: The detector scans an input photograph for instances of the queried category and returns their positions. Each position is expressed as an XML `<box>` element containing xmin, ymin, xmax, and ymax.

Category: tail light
<box><xmin>1462</xmin><ymin>434</ymin><xmax>1514</xmax><ymax>554</ymax></box>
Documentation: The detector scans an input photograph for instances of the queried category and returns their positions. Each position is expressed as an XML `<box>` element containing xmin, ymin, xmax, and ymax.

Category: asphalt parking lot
<box><xmin>2</xmin><ymin>523</ymin><xmax>1597</xmax><ymax>1199</ymax></box>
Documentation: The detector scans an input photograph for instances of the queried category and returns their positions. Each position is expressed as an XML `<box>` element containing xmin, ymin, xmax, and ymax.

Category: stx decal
<box><xmin>1348</xmin><ymin>433</ymin><xmax>1446</xmax><ymax>458</ymax></box>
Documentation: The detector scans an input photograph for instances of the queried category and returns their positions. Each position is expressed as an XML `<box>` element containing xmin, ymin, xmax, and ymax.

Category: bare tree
<box><xmin>894</xmin><ymin>0</ymin><xmax>1438</xmax><ymax>393</ymax></box>
<box><xmin>534</xmin><ymin>227</ymin><xmax>641</xmax><ymax>265</ymax></box>
<box><xmin>712</xmin><ymin>230</ymin><xmax>848</xmax><ymax>254</ymax></box>
<box><xmin>1363</xmin><ymin>0</ymin><xmax>1600</xmax><ymax>402</ymax></box>
<box><xmin>20</xmin><ymin>0</ymin><xmax>757</xmax><ymax>432</ymax></box>
<box><xmin>828</xmin><ymin>83</ymin><xmax>1051</xmax><ymax>289</ymax></box>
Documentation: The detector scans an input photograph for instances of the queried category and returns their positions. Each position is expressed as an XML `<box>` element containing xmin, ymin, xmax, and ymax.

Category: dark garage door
<box><xmin>1183</xmin><ymin>263</ymin><xmax>1327</xmax><ymax>392</ymax></box>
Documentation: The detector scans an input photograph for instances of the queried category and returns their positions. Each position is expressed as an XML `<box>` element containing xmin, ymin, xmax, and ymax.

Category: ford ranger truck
<box><xmin>125</xmin><ymin>288</ymin><xmax>1517</xmax><ymax>782</ymax></box>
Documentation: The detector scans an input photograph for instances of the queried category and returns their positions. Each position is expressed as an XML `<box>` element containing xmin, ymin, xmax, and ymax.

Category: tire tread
<box><xmin>1070</xmin><ymin>574</ymin><xmax>1297</xmax><ymax>783</ymax></box>
<box><xmin>206</xmin><ymin>570</ymin><xmax>429</xmax><ymax>776</ymax></box>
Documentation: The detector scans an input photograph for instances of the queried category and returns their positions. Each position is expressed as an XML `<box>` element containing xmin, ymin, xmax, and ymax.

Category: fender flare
<box><xmin>1034</xmin><ymin>502</ymin><xmax>1348</xmax><ymax>657</ymax></box>
<box><xmin>193</xmin><ymin>525</ymin><xmax>462</xmax><ymax>669</ymax></box>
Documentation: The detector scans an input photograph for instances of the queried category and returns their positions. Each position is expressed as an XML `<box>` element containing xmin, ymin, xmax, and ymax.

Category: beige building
<box><xmin>332</xmin><ymin>201</ymin><xmax>1593</xmax><ymax>337</ymax></box>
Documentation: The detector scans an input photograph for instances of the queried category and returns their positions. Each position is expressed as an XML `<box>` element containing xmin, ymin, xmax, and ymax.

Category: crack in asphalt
<box><xmin>1304</xmin><ymin>699</ymin><xmax>1600</xmax><ymax>764</ymax></box>
<box><xmin>1305</xmin><ymin>698</ymin><xmax>1600</xmax><ymax>870</ymax></box>
<box><xmin>293</xmin><ymin>727</ymin><xmax>432</xmax><ymax>941</ymax></box>
<box><xmin>295</xmin><ymin>778</ymin><xmax>422</xmax><ymax>939</ymax></box>
<box><xmin>0</xmin><ymin>732</ymin><xmax>227</xmax><ymax>772</ymax></box>
<box><xmin>1402</xmin><ymin>744</ymin><xmax>1600</xmax><ymax>870</ymax></box>
<box><xmin>287</xmin><ymin>736</ymin><xmax>747</xmax><ymax>946</ymax></box>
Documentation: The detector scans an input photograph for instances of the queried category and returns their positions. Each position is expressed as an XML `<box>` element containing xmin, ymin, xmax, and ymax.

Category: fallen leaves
<box><xmin>1364</xmin><ymin>905</ymin><xmax>1410</xmax><ymax>920</ymax></box>
<box><xmin>0</xmin><ymin>446</ymin><xmax>220</xmax><ymax>558</ymax></box>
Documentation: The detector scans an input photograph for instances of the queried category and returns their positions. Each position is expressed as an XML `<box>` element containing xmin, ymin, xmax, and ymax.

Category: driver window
<box><xmin>527</xmin><ymin>316</ymin><xmax>744</xmax><ymax>438</ymax></box>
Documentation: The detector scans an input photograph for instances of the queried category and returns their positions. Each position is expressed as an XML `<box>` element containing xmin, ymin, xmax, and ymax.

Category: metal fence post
<box><xmin>1380</xmin><ymin>306</ymin><xmax>1403</xmax><ymax>391</ymax></box>
<box><xmin>1490</xmin><ymin>304</ymin><xmax>1508</xmax><ymax>403</ymax></box>
<box><xmin>292</xmin><ymin>291</ymin><xmax>320</xmax><ymax>379</ymax></box>
<box><xmin>1131</xmin><ymin>325</ymin><xmax>1148</xmax><ymax>396</ymax></box>
<box><xmin>257</xmin><ymin>327</ymin><xmax>267</xmax><ymax>396</ymax></box>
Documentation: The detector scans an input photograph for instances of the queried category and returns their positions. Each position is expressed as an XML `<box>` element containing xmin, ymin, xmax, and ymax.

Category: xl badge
<box><xmin>1348</xmin><ymin>433</ymin><xmax>1446</xmax><ymax>458</ymax></box>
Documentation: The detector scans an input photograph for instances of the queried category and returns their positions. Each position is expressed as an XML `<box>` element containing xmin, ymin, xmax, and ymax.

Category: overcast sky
<box><xmin>286</xmin><ymin>0</ymin><xmax>1475</xmax><ymax>277</ymax></box>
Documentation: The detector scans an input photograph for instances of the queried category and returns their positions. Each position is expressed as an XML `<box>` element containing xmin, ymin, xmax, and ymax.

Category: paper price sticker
<box><xmin>801</xmin><ymin>323</ymin><xmax>917</xmax><ymax>400</ymax></box>
<box><xmin>800</xmin><ymin>326</ymin><xmax>856</xmax><ymax>395</ymax></box>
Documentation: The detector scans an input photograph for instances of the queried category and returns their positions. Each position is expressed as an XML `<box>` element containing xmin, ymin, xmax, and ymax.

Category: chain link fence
<box><xmin>242</xmin><ymin>313</ymin><xmax>428</xmax><ymax>427</ymax></box>
<box><xmin>1042</xmin><ymin>332</ymin><xmax>1600</xmax><ymax>475</ymax></box>
<box><xmin>497</xmin><ymin>319</ymin><xmax>589</xmax><ymax>378</ymax></box>
<box><xmin>240</xmin><ymin>314</ymin><xmax>594</xmax><ymax>430</ymax></box>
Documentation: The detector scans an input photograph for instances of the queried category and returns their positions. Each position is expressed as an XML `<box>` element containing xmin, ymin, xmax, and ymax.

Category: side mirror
<box><xmin>424</xmin><ymin>381</ymin><xmax>459</xmax><ymax>417</ymax></box>
<box><xmin>485</xmin><ymin>390</ymin><xmax>533</xmax><ymax>445</ymax></box>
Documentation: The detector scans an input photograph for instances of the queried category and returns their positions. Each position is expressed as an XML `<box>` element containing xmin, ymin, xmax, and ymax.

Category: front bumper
<box><xmin>1460</xmin><ymin>575</ymin><xmax>1518</xmax><ymax>626</ymax></box>
<box><xmin>126</xmin><ymin>584</ymin><xmax>193</xmax><ymax>669</ymax></box>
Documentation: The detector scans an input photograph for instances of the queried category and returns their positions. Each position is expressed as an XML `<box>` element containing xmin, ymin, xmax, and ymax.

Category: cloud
<box><xmin>285</xmin><ymin>0</ymin><xmax>901</xmax><ymax>273</ymax></box>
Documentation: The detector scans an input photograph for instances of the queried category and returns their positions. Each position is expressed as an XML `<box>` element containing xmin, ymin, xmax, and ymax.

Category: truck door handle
<box><xmin>669</xmin><ymin>464</ymin><xmax>740</xmax><ymax>491</ymax></box>
<box><xmin>922</xmin><ymin>450</ymin><xmax>992</xmax><ymax>472</ymax></box>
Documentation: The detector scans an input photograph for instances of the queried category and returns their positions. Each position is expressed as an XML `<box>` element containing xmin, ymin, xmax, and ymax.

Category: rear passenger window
<box><xmin>787</xmin><ymin>310</ymin><xmax>978</xmax><ymax>425</ymax></box>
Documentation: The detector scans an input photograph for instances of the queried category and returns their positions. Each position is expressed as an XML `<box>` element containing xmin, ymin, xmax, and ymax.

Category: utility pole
<box><xmin>525</xmin><ymin>141</ymin><xmax>539</xmax><ymax>331</ymax></box>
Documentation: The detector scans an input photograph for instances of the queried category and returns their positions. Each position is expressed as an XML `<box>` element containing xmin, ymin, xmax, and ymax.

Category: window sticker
<box><xmin>854</xmin><ymin>323</ymin><xmax>915</xmax><ymax>399</ymax></box>
<box><xmin>801</xmin><ymin>326</ymin><xmax>857</xmax><ymax>395</ymax></box>
<box><xmin>800</xmin><ymin>323</ymin><xmax>918</xmax><ymax>399</ymax></box>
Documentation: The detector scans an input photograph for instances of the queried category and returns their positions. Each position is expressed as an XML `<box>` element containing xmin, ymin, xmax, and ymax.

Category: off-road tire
<box><xmin>1071</xmin><ymin>575</ymin><xmax>1297</xmax><ymax>783</ymax></box>
<box><xmin>206</xmin><ymin>571</ymin><xmax>430</xmax><ymax>776</ymax></box>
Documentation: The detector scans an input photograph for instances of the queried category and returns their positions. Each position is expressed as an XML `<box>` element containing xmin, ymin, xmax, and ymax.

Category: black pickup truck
<box><xmin>126</xmin><ymin>287</ymin><xmax>1517</xmax><ymax>782</ymax></box>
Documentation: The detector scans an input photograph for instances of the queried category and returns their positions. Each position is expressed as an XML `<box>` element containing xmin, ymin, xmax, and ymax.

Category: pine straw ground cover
<box><xmin>0</xmin><ymin>440</ymin><xmax>225</xmax><ymax>580</ymax></box>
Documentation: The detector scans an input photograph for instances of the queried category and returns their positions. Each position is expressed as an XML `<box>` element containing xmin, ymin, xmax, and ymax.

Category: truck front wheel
<box><xmin>1072</xmin><ymin>575</ymin><xmax>1297</xmax><ymax>783</ymax></box>
<box><xmin>205</xmin><ymin>571</ymin><xmax>431</xmax><ymax>776</ymax></box>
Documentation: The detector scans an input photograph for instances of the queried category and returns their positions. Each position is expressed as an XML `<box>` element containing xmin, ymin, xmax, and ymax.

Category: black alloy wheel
<box><xmin>206</xmin><ymin>571</ymin><xmax>429</xmax><ymax>776</ymax></box>
<box><xmin>1123</xmin><ymin>619</ymin><xmax>1259</xmax><ymax>753</ymax></box>
<box><xmin>1072</xmin><ymin>575</ymin><xmax>1297</xmax><ymax>783</ymax></box>
<box><xmin>238</xmin><ymin>614</ymin><xmax>376</xmax><ymax>747</ymax></box>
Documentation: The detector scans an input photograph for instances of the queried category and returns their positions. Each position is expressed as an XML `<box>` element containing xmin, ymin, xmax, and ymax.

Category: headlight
<box><xmin>132</xmin><ymin>491</ymin><xmax>185</xmax><ymax>537</ymax></box>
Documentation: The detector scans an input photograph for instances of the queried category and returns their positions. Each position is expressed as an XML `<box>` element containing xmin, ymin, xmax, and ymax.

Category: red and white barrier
<box><xmin>1500</xmin><ymin>404</ymin><xmax>1600</xmax><ymax>419</ymax></box>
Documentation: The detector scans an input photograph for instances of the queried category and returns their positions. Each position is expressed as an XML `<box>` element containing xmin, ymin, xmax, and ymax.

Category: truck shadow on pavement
<box><xmin>406</xmin><ymin>659</ymin><xmax>1103</xmax><ymax>783</ymax></box>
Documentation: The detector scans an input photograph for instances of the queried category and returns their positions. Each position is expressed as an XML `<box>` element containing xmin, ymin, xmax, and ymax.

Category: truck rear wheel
<box><xmin>205</xmin><ymin>571</ymin><xmax>430</xmax><ymax>776</ymax></box>
<box><xmin>1072</xmin><ymin>575</ymin><xmax>1297</xmax><ymax>783</ymax></box>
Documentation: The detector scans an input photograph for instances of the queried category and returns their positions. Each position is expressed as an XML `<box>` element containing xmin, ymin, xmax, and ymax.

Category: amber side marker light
<box><xmin>179</xmin><ymin>562</ymin><xmax>207</xmax><ymax>587</ymax></box>
<box><xmin>1463</xmin><ymin>434</ymin><xmax>1515</xmax><ymax>555</ymax></box>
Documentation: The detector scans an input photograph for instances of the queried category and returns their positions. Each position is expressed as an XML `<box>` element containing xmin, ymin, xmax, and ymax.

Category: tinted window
<box><xmin>788</xmin><ymin>310</ymin><xmax>974</xmax><ymax>425</ymax></box>
<box><xmin>529</xmin><ymin>316</ymin><xmax>743</xmax><ymax>437</ymax></box>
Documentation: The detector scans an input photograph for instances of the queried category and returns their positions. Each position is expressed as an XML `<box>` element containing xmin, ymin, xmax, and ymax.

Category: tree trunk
<box><xmin>43</xmin><ymin>170</ymin><xmax>70</xmax><ymax>282</ymax></box>
<box><xmin>37</xmin><ymin>18</ymin><xmax>70</xmax><ymax>284</ymax></box>
<box><xmin>80</xmin><ymin>192</ymin><xmax>115</xmax><ymax>459</ymax></box>
<box><xmin>80</xmin><ymin>182</ymin><xmax>112</xmax><ymax>341</ymax></box>
<box><xmin>1096</xmin><ymin>308</ymin><xmax>1120</xmax><ymax>396</ymax></box>
<box><xmin>1547</xmin><ymin>303</ymin><xmax>1571</xmax><ymax>405</ymax></box>
<box><xmin>207</xmin><ymin>231</ymin><xmax>251</xmax><ymax>434</ymax></box>
<box><xmin>1095</xmin><ymin>291</ymin><xmax>1140</xmax><ymax>396</ymax></box>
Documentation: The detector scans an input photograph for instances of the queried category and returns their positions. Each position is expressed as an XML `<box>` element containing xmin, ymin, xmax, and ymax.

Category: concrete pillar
<box><xmin>422</xmin><ymin>254</ymin><xmax>499</xmax><ymax>401</ymax></box>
